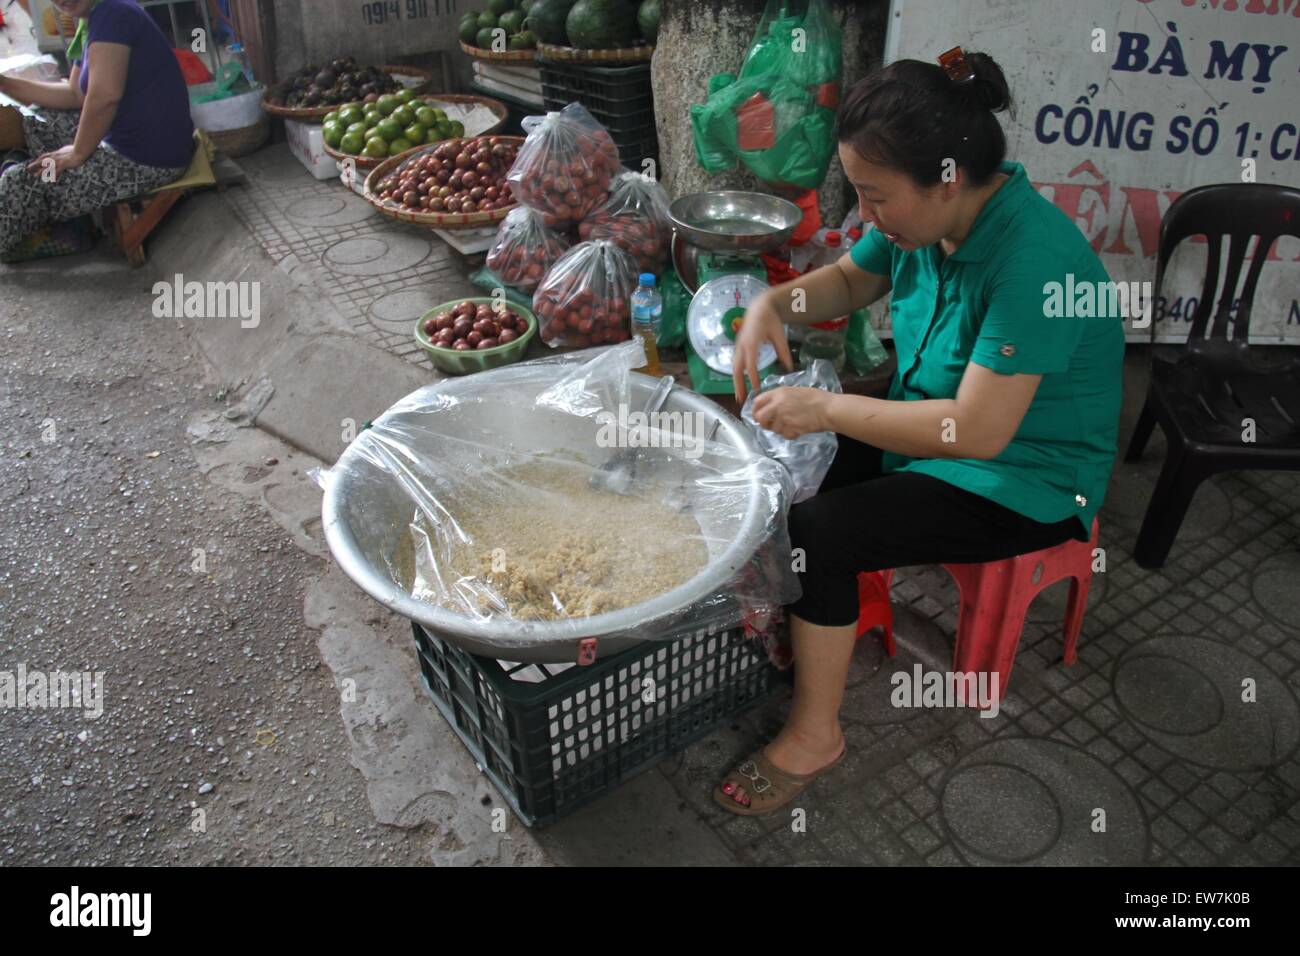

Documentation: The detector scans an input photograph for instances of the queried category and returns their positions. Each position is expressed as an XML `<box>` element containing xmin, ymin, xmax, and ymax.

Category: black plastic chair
<box><xmin>1125</xmin><ymin>182</ymin><xmax>1300</xmax><ymax>569</ymax></box>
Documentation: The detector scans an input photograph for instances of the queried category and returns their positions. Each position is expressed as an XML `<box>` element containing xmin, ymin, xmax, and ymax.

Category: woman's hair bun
<box><xmin>959</xmin><ymin>51</ymin><xmax>1012</xmax><ymax>114</ymax></box>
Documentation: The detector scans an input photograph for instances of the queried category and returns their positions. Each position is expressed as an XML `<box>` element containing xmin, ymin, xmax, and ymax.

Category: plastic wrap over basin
<box><xmin>321</xmin><ymin>368</ymin><xmax>778</xmax><ymax>664</ymax></box>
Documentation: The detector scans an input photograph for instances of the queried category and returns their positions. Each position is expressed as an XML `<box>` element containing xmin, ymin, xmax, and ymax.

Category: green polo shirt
<box><xmin>849</xmin><ymin>161</ymin><xmax>1124</xmax><ymax>535</ymax></box>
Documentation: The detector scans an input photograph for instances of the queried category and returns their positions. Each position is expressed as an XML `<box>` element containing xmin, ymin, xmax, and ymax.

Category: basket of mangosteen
<box><xmin>363</xmin><ymin>135</ymin><xmax>525</xmax><ymax>228</ymax></box>
<box><xmin>261</xmin><ymin>57</ymin><xmax>431</xmax><ymax>120</ymax></box>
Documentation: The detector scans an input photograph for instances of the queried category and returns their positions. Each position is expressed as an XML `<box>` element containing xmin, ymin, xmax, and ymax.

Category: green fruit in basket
<box><xmin>498</xmin><ymin>8</ymin><xmax>526</xmax><ymax>32</ymax></box>
<box><xmin>322</xmin><ymin>121</ymin><xmax>344</xmax><ymax>149</ymax></box>
<box><xmin>404</xmin><ymin>123</ymin><xmax>428</xmax><ymax>144</ymax></box>
<box><xmin>340</xmin><ymin>131</ymin><xmax>365</xmax><ymax>155</ymax></box>
<box><xmin>376</xmin><ymin>117</ymin><xmax>403</xmax><ymax>141</ymax></box>
<box><xmin>364</xmin><ymin>108</ymin><xmax>382</xmax><ymax>127</ymax></box>
<box><xmin>528</xmin><ymin>0</ymin><xmax>576</xmax><ymax>45</ymax></box>
<box><xmin>567</xmin><ymin>0</ymin><xmax>640</xmax><ymax>50</ymax></box>
<box><xmin>447</xmin><ymin>119</ymin><xmax>465</xmax><ymax>137</ymax></box>
<box><xmin>345</xmin><ymin>121</ymin><xmax>368</xmax><ymax>137</ymax></box>
<box><xmin>488</xmin><ymin>0</ymin><xmax>513</xmax><ymax>14</ymax></box>
<box><xmin>459</xmin><ymin>18</ymin><xmax>480</xmax><ymax>44</ymax></box>
<box><xmin>376</xmin><ymin>93</ymin><xmax>401</xmax><ymax>116</ymax></box>
<box><xmin>323</xmin><ymin>110</ymin><xmax>340</xmax><ymax>127</ymax></box>
<box><xmin>338</xmin><ymin>104</ymin><xmax>364</xmax><ymax>127</ymax></box>
<box><xmin>434</xmin><ymin>120</ymin><xmax>453</xmax><ymax>139</ymax></box>
<box><xmin>361</xmin><ymin>137</ymin><xmax>387</xmax><ymax>159</ymax></box>
<box><xmin>477</xmin><ymin>11</ymin><xmax>499</xmax><ymax>29</ymax></box>
<box><xmin>396</xmin><ymin>88</ymin><xmax>415</xmax><ymax>104</ymax></box>
<box><xmin>509</xmin><ymin>30</ymin><xmax>535</xmax><ymax>49</ymax></box>
<box><xmin>475</xmin><ymin>26</ymin><xmax>497</xmax><ymax>48</ymax></box>
<box><xmin>391</xmin><ymin>104</ymin><xmax>415</xmax><ymax>128</ymax></box>
<box><xmin>431</xmin><ymin>107</ymin><xmax>448</xmax><ymax>121</ymax></box>
<box><xmin>415</xmin><ymin>106</ymin><xmax>438</xmax><ymax>127</ymax></box>
<box><xmin>388</xmin><ymin>137</ymin><xmax>414</xmax><ymax>155</ymax></box>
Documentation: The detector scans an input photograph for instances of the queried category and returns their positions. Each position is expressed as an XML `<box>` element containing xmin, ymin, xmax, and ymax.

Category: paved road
<box><xmin>0</xmin><ymin>256</ymin><xmax>431</xmax><ymax>864</ymax></box>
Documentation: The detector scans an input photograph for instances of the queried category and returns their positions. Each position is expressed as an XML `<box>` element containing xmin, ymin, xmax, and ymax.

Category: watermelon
<box><xmin>488</xmin><ymin>0</ymin><xmax>514</xmax><ymax>13</ymax></box>
<box><xmin>476</xmin><ymin>26</ymin><xmax>497</xmax><ymax>49</ymax></box>
<box><xmin>526</xmin><ymin>0</ymin><xmax>575</xmax><ymax>45</ymax></box>
<box><xmin>637</xmin><ymin>0</ymin><xmax>658</xmax><ymax>43</ymax></box>
<box><xmin>459</xmin><ymin>17</ymin><xmax>480</xmax><ymax>44</ymax></box>
<box><xmin>566</xmin><ymin>0</ymin><xmax>640</xmax><ymax>50</ymax></box>
<box><xmin>499</xmin><ymin>8</ymin><xmax>526</xmax><ymax>32</ymax></box>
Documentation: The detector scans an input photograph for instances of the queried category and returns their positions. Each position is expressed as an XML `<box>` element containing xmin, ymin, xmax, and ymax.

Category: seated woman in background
<box><xmin>0</xmin><ymin>0</ymin><xmax>194</xmax><ymax>259</ymax></box>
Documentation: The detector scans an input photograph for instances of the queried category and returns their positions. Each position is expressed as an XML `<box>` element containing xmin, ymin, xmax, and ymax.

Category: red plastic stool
<box><xmin>857</xmin><ymin>518</ymin><xmax>1100</xmax><ymax>702</ymax></box>
<box><xmin>856</xmin><ymin>569</ymin><xmax>896</xmax><ymax>656</ymax></box>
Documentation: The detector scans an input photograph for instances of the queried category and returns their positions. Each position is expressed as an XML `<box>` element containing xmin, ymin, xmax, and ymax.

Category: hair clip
<box><xmin>938</xmin><ymin>46</ymin><xmax>977</xmax><ymax>84</ymax></box>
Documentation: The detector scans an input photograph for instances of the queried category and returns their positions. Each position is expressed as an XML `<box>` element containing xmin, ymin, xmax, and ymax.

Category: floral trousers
<box><xmin>0</xmin><ymin>109</ymin><xmax>186</xmax><ymax>257</ymax></box>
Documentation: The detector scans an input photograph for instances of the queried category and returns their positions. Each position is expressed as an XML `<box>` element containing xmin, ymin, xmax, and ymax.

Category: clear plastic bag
<box><xmin>741</xmin><ymin>358</ymin><xmax>842</xmax><ymax>503</ymax></box>
<box><xmin>578</xmin><ymin>171</ymin><xmax>671</xmax><ymax>275</ymax></box>
<box><xmin>315</xmin><ymin>341</ymin><xmax>800</xmax><ymax>654</ymax></box>
<box><xmin>532</xmin><ymin>239</ymin><xmax>638</xmax><ymax>348</ymax></box>
<box><xmin>506</xmin><ymin>102</ymin><xmax>623</xmax><ymax>229</ymax></box>
<box><xmin>484</xmin><ymin>206</ymin><xmax>571</xmax><ymax>293</ymax></box>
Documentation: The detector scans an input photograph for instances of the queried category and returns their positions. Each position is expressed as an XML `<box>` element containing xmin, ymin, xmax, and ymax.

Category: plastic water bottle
<box><xmin>631</xmin><ymin>273</ymin><xmax>663</xmax><ymax>375</ymax></box>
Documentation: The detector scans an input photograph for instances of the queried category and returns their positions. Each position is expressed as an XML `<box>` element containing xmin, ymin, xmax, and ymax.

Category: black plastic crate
<box><xmin>412</xmin><ymin>618</ymin><xmax>779</xmax><ymax>827</ymax></box>
<box><xmin>538</xmin><ymin>58</ymin><xmax>659</xmax><ymax>168</ymax></box>
<box><xmin>538</xmin><ymin>59</ymin><xmax>654</xmax><ymax>116</ymax></box>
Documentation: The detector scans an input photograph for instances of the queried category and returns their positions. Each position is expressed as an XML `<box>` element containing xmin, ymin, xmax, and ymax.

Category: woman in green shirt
<box><xmin>717</xmin><ymin>49</ymin><xmax>1124</xmax><ymax>815</ymax></box>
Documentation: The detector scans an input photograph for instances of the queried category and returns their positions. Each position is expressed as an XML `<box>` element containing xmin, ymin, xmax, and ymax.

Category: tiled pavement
<box><xmin>223</xmin><ymin>145</ymin><xmax>1300</xmax><ymax>865</ymax></box>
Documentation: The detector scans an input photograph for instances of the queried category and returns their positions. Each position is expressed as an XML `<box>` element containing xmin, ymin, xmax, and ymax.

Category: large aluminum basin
<box><xmin>321</xmin><ymin>368</ymin><xmax>779</xmax><ymax>663</ymax></box>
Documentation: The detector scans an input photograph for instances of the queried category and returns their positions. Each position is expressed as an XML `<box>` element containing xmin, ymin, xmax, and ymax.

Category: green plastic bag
<box><xmin>690</xmin><ymin>0</ymin><xmax>842</xmax><ymax>191</ymax></box>
<box><xmin>845</xmin><ymin>307</ymin><xmax>890</xmax><ymax>376</ymax></box>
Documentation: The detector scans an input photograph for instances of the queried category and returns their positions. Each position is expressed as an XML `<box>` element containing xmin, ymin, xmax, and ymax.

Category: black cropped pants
<box><xmin>786</xmin><ymin>437</ymin><xmax>1088</xmax><ymax>627</ymax></box>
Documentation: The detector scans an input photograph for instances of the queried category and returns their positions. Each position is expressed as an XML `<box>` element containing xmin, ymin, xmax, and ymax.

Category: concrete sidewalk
<box><xmin>9</xmin><ymin>140</ymin><xmax>1299</xmax><ymax>865</ymax></box>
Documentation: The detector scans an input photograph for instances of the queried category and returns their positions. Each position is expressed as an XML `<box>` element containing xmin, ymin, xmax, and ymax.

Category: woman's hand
<box><xmin>26</xmin><ymin>145</ymin><xmax>87</xmax><ymax>180</ymax></box>
<box><xmin>732</xmin><ymin>293</ymin><xmax>794</xmax><ymax>403</ymax></box>
<box><xmin>752</xmin><ymin>386</ymin><xmax>833</xmax><ymax>440</ymax></box>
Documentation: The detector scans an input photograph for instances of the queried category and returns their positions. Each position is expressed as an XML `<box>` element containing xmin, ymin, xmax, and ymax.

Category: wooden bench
<box><xmin>106</xmin><ymin>129</ymin><xmax>216</xmax><ymax>267</ymax></box>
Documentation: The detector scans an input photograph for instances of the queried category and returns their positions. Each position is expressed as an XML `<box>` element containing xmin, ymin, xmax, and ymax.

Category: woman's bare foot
<box><xmin>719</xmin><ymin>724</ymin><xmax>845</xmax><ymax>809</ymax></box>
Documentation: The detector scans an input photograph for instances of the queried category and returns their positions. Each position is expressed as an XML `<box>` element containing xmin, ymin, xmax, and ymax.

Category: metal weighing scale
<box><xmin>668</xmin><ymin>191</ymin><xmax>803</xmax><ymax>395</ymax></box>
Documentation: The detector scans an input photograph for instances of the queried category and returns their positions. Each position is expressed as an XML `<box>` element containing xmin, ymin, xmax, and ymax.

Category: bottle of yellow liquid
<box><xmin>631</xmin><ymin>273</ymin><xmax>663</xmax><ymax>376</ymax></box>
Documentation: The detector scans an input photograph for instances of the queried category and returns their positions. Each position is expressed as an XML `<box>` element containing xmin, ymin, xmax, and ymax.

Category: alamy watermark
<box><xmin>1043</xmin><ymin>274</ymin><xmax>1153</xmax><ymax>329</ymax></box>
<box><xmin>1</xmin><ymin>665</ymin><xmax>104</xmax><ymax>719</ymax></box>
<box><xmin>890</xmin><ymin>664</ymin><xmax>1000</xmax><ymax>718</ymax></box>
<box><xmin>50</xmin><ymin>886</ymin><xmax>150</xmax><ymax>936</ymax></box>
<box><xmin>152</xmin><ymin>274</ymin><xmax>260</xmax><ymax>328</ymax></box>
<box><xmin>595</xmin><ymin>405</ymin><xmax>711</xmax><ymax>459</ymax></box>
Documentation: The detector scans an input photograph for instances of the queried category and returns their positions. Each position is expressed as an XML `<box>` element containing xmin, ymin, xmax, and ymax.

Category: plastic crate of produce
<box><xmin>412</xmin><ymin>618</ymin><xmax>779</xmax><ymax>827</ymax></box>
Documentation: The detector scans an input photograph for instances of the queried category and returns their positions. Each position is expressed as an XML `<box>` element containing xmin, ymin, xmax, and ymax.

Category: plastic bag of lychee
<box><xmin>484</xmin><ymin>207</ymin><xmax>570</xmax><ymax>293</ymax></box>
<box><xmin>506</xmin><ymin>102</ymin><xmax>623</xmax><ymax>229</ymax></box>
<box><xmin>532</xmin><ymin>239</ymin><xmax>638</xmax><ymax>348</ymax></box>
<box><xmin>578</xmin><ymin>171</ymin><xmax>671</xmax><ymax>274</ymax></box>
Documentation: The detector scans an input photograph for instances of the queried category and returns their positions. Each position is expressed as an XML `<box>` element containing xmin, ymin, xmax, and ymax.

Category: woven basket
<box><xmin>536</xmin><ymin>42</ymin><xmax>654</xmax><ymax>63</ymax></box>
<box><xmin>459</xmin><ymin>40</ymin><xmax>538</xmax><ymax>63</ymax></box>
<box><xmin>321</xmin><ymin>93</ymin><xmax>508</xmax><ymax>169</ymax></box>
<box><xmin>207</xmin><ymin>117</ymin><xmax>270</xmax><ymax>158</ymax></box>
<box><xmin>379</xmin><ymin>64</ymin><xmax>437</xmax><ymax>95</ymax></box>
<box><xmin>261</xmin><ymin>65</ymin><xmax>436</xmax><ymax>121</ymax></box>
<box><xmin>363</xmin><ymin>136</ymin><xmax>525</xmax><ymax>230</ymax></box>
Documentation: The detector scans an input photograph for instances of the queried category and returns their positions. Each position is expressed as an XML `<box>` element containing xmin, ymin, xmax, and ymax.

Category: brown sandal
<box><xmin>713</xmin><ymin>743</ymin><xmax>847</xmax><ymax>817</ymax></box>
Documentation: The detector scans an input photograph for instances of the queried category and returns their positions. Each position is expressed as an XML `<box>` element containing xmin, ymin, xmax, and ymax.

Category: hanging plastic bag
<box><xmin>741</xmin><ymin>358</ymin><xmax>841</xmax><ymax>503</ymax></box>
<box><xmin>690</xmin><ymin>0</ymin><xmax>842</xmax><ymax>192</ymax></box>
<box><xmin>578</xmin><ymin>171</ymin><xmax>671</xmax><ymax>275</ymax></box>
<box><xmin>532</xmin><ymin>239</ymin><xmax>638</xmax><ymax>348</ymax></box>
<box><xmin>506</xmin><ymin>102</ymin><xmax>623</xmax><ymax>229</ymax></box>
<box><xmin>483</xmin><ymin>206</ymin><xmax>571</xmax><ymax>294</ymax></box>
<box><xmin>313</xmin><ymin>340</ymin><xmax>801</xmax><ymax>653</ymax></box>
